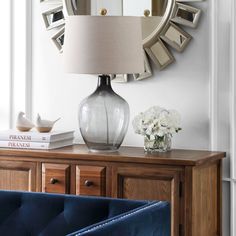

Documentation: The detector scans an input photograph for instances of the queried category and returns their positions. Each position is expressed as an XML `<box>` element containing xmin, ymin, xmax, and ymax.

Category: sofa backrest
<box><xmin>0</xmin><ymin>191</ymin><xmax>148</xmax><ymax>236</ymax></box>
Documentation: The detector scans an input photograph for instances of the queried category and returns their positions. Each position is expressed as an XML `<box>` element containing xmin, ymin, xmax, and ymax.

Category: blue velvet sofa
<box><xmin>0</xmin><ymin>190</ymin><xmax>170</xmax><ymax>236</ymax></box>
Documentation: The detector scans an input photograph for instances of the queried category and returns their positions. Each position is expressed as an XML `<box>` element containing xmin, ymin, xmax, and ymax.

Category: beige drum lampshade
<box><xmin>64</xmin><ymin>16</ymin><xmax>144</xmax><ymax>74</ymax></box>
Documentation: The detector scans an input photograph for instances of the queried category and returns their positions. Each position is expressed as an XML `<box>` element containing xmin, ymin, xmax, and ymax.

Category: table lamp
<box><xmin>64</xmin><ymin>13</ymin><xmax>144</xmax><ymax>152</ymax></box>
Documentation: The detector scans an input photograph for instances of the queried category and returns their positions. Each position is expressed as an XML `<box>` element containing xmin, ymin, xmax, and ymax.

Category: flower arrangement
<box><xmin>132</xmin><ymin>106</ymin><xmax>181</xmax><ymax>152</ymax></box>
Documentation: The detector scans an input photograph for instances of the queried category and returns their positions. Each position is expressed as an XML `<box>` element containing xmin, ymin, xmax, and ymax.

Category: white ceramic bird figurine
<box><xmin>36</xmin><ymin>114</ymin><xmax>60</xmax><ymax>133</ymax></box>
<box><xmin>16</xmin><ymin>112</ymin><xmax>34</xmax><ymax>132</ymax></box>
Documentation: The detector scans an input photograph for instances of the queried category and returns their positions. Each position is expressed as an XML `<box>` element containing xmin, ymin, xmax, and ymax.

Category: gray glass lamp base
<box><xmin>79</xmin><ymin>75</ymin><xmax>130</xmax><ymax>152</ymax></box>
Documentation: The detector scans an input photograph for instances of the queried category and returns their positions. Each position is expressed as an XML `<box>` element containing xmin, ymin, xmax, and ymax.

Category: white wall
<box><xmin>30</xmin><ymin>0</ymin><xmax>234</xmax><ymax>235</ymax></box>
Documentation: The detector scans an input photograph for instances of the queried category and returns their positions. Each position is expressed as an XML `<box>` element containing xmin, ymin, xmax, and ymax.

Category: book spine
<box><xmin>0</xmin><ymin>141</ymin><xmax>50</xmax><ymax>150</ymax></box>
<box><xmin>0</xmin><ymin>134</ymin><xmax>50</xmax><ymax>142</ymax></box>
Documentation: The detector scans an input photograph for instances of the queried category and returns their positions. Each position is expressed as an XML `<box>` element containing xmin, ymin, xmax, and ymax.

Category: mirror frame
<box><xmin>40</xmin><ymin>0</ymin><xmax>204</xmax><ymax>82</ymax></box>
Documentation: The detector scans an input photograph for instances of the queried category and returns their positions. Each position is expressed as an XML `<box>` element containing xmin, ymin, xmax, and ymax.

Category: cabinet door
<box><xmin>42</xmin><ymin>163</ymin><xmax>70</xmax><ymax>194</ymax></box>
<box><xmin>76</xmin><ymin>166</ymin><xmax>106</xmax><ymax>196</ymax></box>
<box><xmin>112</xmin><ymin>166</ymin><xmax>182</xmax><ymax>236</ymax></box>
<box><xmin>0</xmin><ymin>160</ymin><xmax>36</xmax><ymax>191</ymax></box>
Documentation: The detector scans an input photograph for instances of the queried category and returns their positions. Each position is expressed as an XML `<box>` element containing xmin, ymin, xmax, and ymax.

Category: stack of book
<box><xmin>0</xmin><ymin>130</ymin><xmax>74</xmax><ymax>150</ymax></box>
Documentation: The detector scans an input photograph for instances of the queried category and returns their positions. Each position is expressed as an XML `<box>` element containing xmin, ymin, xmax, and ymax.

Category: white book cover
<box><xmin>0</xmin><ymin>130</ymin><xmax>74</xmax><ymax>143</ymax></box>
<box><xmin>0</xmin><ymin>138</ymin><xmax>74</xmax><ymax>150</ymax></box>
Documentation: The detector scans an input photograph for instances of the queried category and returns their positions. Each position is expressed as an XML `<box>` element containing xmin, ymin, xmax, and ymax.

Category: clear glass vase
<box><xmin>79</xmin><ymin>75</ymin><xmax>130</xmax><ymax>152</ymax></box>
<box><xmin>144</xmin><ymin>134</ymin><xmax>171</xmax><ymax>153</ymax></box>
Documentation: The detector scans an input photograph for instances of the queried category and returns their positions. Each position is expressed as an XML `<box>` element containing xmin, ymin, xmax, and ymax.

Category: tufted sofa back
<box><xmin>0</xmin><ymin>191</ymin><xmax>147</xmax><ymax>236</ymax></box>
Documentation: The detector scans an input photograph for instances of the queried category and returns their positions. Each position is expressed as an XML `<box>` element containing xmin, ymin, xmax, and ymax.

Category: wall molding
<box><xmin>9</xmin><ymin>0</ymin><xmax>33</xmax><ymax>127</ymax></box>
<box><xmin>230</xmin><ymin>0</ymin><xmax>236</xmax><ymax>184</ymax></box>
<box><xmin>230</xmin><ymin>0</ymin><xmax>236</xmax><ymax>235</ymax></box>
<box><xmin>9</xmin><ymin>0</ymin><xmax>14</xmax><ymax>128</ymax></box>
<box><xmin>26</xmin><ymin>0</ymin><xmax>33</xmax><ymax>120</ymax></box>
<box><xmin>210</xmin><ymin>0</ymin><xmax>235</xmax><ymax>235</ymax></box>
<box><xmin>209</xmin><ymin>0</ymin><xmax>219</xmax><ymax>151</ymax></box>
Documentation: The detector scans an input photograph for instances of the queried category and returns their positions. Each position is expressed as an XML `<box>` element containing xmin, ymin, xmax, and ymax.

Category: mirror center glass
<box><xmin>68</xmin><ymin>0</ymin><xmax>168</xmax><ymax>40</ymax></box>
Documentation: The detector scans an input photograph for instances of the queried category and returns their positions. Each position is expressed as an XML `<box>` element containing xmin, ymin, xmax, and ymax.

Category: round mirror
<box><xmin>41</xmin><ymin>0</ymin><xmax>202</xmax><ymax>81</ymax></box>
<box><xmin>63</xmin><ymin>0</ymin><xmax>172</xmax><ymax>45</ymax></box>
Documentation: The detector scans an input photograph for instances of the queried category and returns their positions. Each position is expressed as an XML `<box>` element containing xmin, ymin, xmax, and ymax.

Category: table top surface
<box><xmin>0</xmin><ymin>144</ymin><xmax>226</xmax><ymax>166</ymax></box>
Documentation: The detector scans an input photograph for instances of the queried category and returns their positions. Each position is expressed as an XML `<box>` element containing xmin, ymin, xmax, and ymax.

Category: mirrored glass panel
<box><xmin>52</xmin><ymin>28</ymin><xmax>65</xmax><ymax>52</ymax></box>
<box><xmin>42</xmin><ymin>6</ymin><xmax>65</xmax><ymax>30</ymax></box>
<box><xmin>71</xmin><ymin>0</ymin><xmax>90</xmax><ymax>15</ymax></box>
<box><xmin>67</xmin><ymin>0</ymin><xmax>168</xmax><ymax>39</ymax></box>
<box><xmin>123</xmin><ymin>0</ymin><xmax>167</xmax><ymax>16</ymax></box>
<box><xmin>177</xmin><ymin>8</ymin><xmax>195</xmax><ymax>22</ymax></box>
<box><xmin>123</xmin><ymin>0</ymin><xmax>168</xmax><ymax>39</ymax></box>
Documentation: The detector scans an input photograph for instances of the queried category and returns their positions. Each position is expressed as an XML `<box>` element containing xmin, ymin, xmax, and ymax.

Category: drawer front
<box><xmin>76</xmin><ymin>166</ymin><xmax>106</xmax><ymax>196</ymax></box>
<box><xmin>0</xmin><ymin>160</ymin><xmax>36</xmax><ymax>192</ymax></box>
<box><xmin>42</xmin><ymin>163</ymin><xmax>70</xmax><ymax>194</ymax></box>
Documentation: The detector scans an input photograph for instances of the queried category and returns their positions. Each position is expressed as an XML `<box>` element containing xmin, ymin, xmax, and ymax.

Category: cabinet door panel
<box><xmin>76</xmin><ymin>166</ymin><xmax>106</xmax><ymax>196</ymax></box>
<box><xmin>42</xmin><ymin>163</ymin><xmax>70</xmax><ymax>194</ymax></box>
<box><xmin>122</xmin><ymin>177</ymin><xmax>172</xmax><ymax>201</ymax></box>
<box><xmin>0</xmin><ymin>160</ymin><xmax>36</xmax><ymax>191</ymax></box>
<box><xmin>112</xmin><ymin>166</ymin><xmax>182</xmax><ymax>236</ymax></box>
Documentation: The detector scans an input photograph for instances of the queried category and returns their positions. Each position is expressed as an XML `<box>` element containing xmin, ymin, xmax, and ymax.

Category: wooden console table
<box><xmin>0</xmin><ymin>145</ymin><xmax>225</xmax><ymax>236</ymax></box>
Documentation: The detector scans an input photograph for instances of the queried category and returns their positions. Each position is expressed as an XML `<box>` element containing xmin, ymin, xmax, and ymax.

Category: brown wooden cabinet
<box><xmin>0</xmin><ymin>145</ymin><xmax>225</xmax><ymax>236</ymax></box>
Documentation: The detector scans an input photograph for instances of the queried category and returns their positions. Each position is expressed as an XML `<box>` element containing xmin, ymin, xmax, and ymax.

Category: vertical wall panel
<box><xmin>211</xmin><ymin>0</ymin><xmax>231</xmax><ymax>178</ymax></box>
<box><xmin>0</xmin><ymin>0</ymin><xmax>31</xmax><ymax>129</ymax></box>
<box><xmin>211</xmin><ymin>0</ymin><xmax>236</xmax><ymax>233</ymax></box>
<box><xmin>210</xmin><ymin>0</ymin><xmax>233</xmax><ymax>235</ymax></box>
<box><xmin>0</xmin><ymin>1</ymin><xmax>11</xmax><ymax>129</ymax></box>
<box><xmin>209</xmin><ymin>0</ymin><xmax>218</xmax><ymax>151</ymax></box>
<box><xmin>26</xmin><ymin>0</ymin><xmax>33</xmax><ymax>119</ymax></box>
<box><xmin>230</xmin><ymin>0</ymin><xmax>236</xmax><ymax>183</ymax></box>
<box><xmin>230</xmin><ymin>0</ymin><xmax>236</xmax><ymax>235</ymax></box>
<box><xmin>11</xmin><ymin>0</ymin><xmax>30</xmax><ymax>126</ymax></box>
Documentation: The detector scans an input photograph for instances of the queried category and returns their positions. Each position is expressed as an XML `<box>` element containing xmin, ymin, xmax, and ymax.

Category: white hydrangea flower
<box><xmin>132</xmin><ymin>106</ymin><xmax>182</xmax><ymax>138</ymax></box>
<box><xmin>145</xmin><ymin>106</ymin><xmax>163</xmax><ymax>120</ymax></box>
